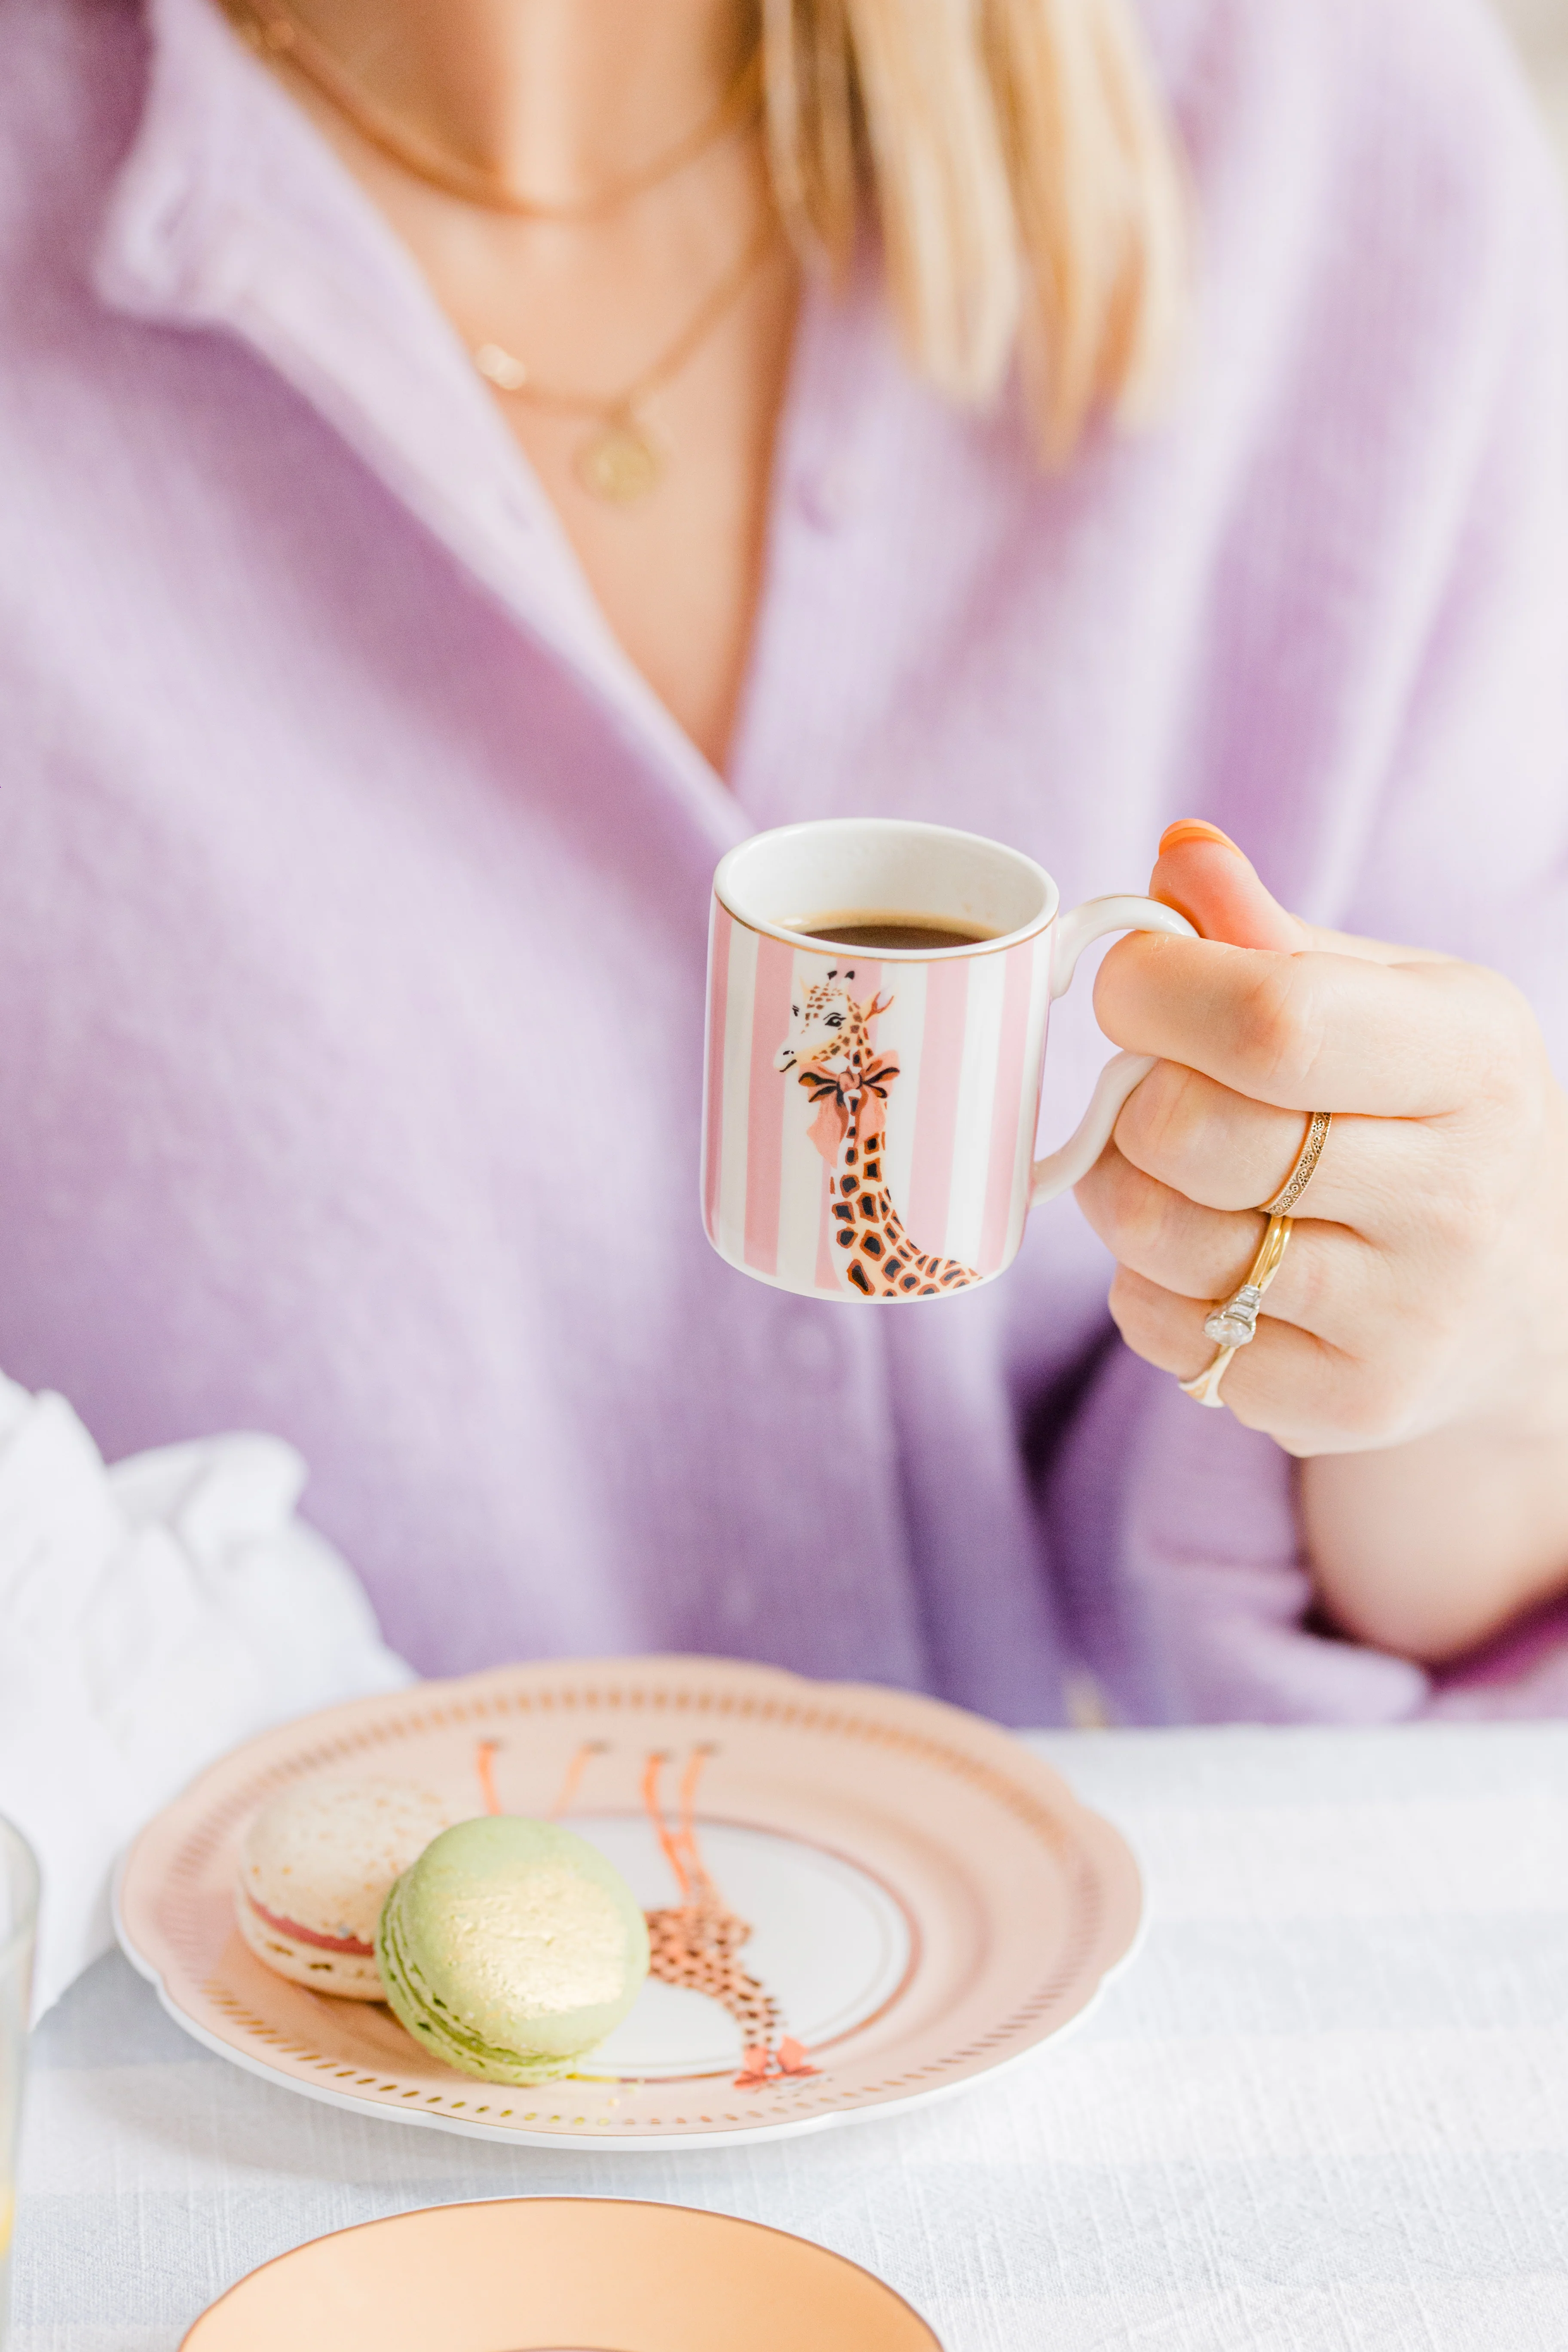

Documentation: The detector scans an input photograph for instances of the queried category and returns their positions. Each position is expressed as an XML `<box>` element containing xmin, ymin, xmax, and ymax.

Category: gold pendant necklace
<box><xmin>472</xmin><ymin>216</ymin><xmax>777</xmax><ymax>506</ymax></box>
<box><xmin>223</xmin><ymin>0</ymin><xmax>778</xmax><ymax>505</ymax></box>
<box><xmin>576</xmin><ymin>416</ymin><xmax>666</xmax><ymax>505</ymax></box>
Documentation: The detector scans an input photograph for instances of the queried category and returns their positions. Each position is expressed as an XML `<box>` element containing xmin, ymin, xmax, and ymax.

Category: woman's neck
<box><xmin>284</xmin><ymin>0</ymin><xmax>753</xmax><ymax>196</ymax></box>
<box><xmin>262</xmin><ymin>0</ymin><xmax>789</xmax><ymax>774</ymax></box>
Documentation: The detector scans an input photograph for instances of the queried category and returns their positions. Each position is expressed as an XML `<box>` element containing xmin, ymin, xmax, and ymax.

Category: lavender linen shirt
<box><xmin>2</xmin><ymin>0</ymin><xmax>1566</xmax><ymax>1727</ymax></box>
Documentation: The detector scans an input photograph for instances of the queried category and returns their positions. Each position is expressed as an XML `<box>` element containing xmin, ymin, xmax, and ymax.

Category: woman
<box><xmin>1</xmin><ymin>0</ymin><xmax>1566</xmax><ymax>1742</ymax></box>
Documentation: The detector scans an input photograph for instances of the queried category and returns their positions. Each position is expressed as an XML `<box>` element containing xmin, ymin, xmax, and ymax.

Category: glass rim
<box><xmin>0</xmin><ymin>1813</ymin><xmax>41</xmax><ymax>1968</ymax></box>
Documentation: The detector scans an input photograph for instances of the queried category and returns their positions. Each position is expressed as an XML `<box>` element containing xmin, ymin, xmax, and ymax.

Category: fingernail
<box><xmin>1158</xmin><ymin>819</ymin><xmax>1244</xmax><ymax>856</ymax></box>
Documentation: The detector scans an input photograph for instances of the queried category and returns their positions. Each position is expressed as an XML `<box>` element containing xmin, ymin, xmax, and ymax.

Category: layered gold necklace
<box><xmin>470</xmin><ymin>213</ymin><xmax>774</xmax><ymax>503</ymax></box>
<box><xmin>227</xmin><ymin>0</ymin><xmax>773</xmax><ymax>501</ymax></box>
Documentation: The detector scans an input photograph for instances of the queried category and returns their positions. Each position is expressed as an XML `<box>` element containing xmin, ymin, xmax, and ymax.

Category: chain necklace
<box><xmin>225</xmin><ymin>0</ymin><xmax>763</xmax><ymax>224</ymax></box>
<box><xmin>227</xmin><ymin>0</ymin><xmax>777</xmax><ymax>504</ymax></box>
<box><xmin>474</xmin><ymin>217</ymin><xmax>777</xmax><ymax>503</ymax></box>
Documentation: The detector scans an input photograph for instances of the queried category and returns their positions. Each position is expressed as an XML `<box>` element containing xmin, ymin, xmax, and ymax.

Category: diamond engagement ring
<box><xmin>1179</xmin><ymin>1213</ymin><xmax>1294</xmax><ymax>1410</ymax></box>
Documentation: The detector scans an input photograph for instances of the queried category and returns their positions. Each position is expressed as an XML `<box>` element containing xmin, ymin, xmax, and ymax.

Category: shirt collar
<box><xmin>93</xmin><ymin>0</ymin><xmax>744</xmax><ymax>845</ymax></box>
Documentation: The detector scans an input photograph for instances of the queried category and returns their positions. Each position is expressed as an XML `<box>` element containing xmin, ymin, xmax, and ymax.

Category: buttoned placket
<box><xmin>88</xmin><ymin>0</ymin><xmax>912</xmax><ymax>1474</ymax></box>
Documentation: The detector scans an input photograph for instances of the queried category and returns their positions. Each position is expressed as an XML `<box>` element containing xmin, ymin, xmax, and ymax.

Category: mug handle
<box><xmin>1030</xmin><ymin>895</ymin><xmax>1198</xmax><ymax>1208</ymax></box>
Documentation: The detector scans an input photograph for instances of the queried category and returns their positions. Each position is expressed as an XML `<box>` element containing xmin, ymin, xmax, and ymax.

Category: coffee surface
<box><xmin>788</xmin><ymin>913</ymin><xmax>998</xmax><ymax>952</ymax></box>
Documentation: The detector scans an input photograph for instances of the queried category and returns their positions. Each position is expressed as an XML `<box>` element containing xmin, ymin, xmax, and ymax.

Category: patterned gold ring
<box><xmin>1179</xmin><ymin>1213</ymin><xmax>1294</xmax><ymax>1411</ymax></box>
<box><xmin>1259</xmin><ymin>1111</ymin><xmax>1332</xmax><ymax>1217</ymax></box>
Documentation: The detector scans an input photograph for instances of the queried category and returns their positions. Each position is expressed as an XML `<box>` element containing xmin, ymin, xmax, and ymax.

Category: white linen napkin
<box><xmin>0</xmin><ymin>1373</ymin><xmax>411</xmax><ymax>2019</ymax></box>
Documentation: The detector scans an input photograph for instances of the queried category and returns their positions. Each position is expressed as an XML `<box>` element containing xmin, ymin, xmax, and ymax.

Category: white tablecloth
<box><xmin>12</xmin><ymin>1722</ymin><xmax>1568</xmax><ymax>2351</ymax></box>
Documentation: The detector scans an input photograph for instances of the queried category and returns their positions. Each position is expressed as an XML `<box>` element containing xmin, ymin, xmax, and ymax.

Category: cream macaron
<box><xmin>236</xmin><ymin>1777</ymin><xmax>459</xmax><ymax>1997</ymax></box>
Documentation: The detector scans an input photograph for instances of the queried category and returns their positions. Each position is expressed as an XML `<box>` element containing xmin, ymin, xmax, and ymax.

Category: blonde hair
<box><xmin>761</xmin><ymin>0</ymin><xmax>1188</xmax><ymax>457</ymax></box>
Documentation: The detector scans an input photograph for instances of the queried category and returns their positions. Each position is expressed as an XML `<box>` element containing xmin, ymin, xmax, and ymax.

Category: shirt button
<box><xmin>795</xmin><ymin>466</ymin><xmax>853</xmax><ymax>530</ymax></box>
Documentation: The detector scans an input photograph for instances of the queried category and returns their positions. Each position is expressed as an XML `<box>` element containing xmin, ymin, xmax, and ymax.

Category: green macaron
<box><xmin>376</xmin><ymin>1815</ymin><xmax>649</xmax><ymax>2085</ymax></box>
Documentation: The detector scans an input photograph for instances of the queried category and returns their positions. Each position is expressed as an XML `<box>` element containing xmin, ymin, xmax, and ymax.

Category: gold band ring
<box><xmin>1179</xmin><ymin>1213</ymin><xmax>1293</xmax><ymax>1410</ymax></box>
<box><xmin>1259</xmin><ymin>1111</ymin><xmax>1331</xmax><ymax>1216</ymax></box>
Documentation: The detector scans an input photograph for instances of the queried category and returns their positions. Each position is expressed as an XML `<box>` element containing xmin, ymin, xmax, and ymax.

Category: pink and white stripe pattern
<box><xmin>703</xmin><ymin>902</ymin><xmax>1055</xmax><ymax>1302</ymax></box>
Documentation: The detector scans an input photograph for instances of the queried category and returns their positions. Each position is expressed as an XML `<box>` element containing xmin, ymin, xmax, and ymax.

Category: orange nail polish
<box><xmin>1158</xmin><ymin>818</ymin><xmax>1244</xmax><ymax>856</ymax></box>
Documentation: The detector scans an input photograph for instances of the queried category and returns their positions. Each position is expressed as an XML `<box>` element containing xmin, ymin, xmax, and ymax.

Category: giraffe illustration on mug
<box><xmin>775</xmin><ymin>971</ymin><xmax>980</xmax><ymax>1298</ymax></box>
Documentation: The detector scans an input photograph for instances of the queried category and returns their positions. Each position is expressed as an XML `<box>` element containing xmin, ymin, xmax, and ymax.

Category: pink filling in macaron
<box><xmin>245</xmin><ymin>1890</ymin><xmax>376</xmax><ymax>1957</ymax></box>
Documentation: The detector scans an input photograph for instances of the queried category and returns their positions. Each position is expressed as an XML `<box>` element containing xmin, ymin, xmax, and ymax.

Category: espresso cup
<box><xmin>703</xmin><ymin>817</ymin><xmax>1195</xmax><ymax>1302</ymax></box>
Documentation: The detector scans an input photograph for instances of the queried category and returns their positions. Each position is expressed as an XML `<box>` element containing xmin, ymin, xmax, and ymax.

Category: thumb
<box><xmin>1151</xmin><ymin>820</ymin><xmax>1308</xmax><ymax>953</ymax></box>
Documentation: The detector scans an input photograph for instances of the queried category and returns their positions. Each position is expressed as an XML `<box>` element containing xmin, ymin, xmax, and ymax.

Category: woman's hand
<box><xmin>1077</xmin><ymin>820</ymin><xmax>1568</xmax><ymax>1666</ymax></box>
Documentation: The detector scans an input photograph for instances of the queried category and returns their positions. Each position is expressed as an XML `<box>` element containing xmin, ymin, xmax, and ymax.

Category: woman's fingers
<box><xmin>1104</xmin><ymin>1265</ymin><xmax>1375</xmax><ymax>1454</ymax></box>
<box><xmin>1148</xmin><ymin>824</ymin><xmax>1450</xmax><ymax>969</ymax></box>
<box><xmin>1093</xmin><ymin>932</ymin><xmax>1531</xmax><ymax>1119</ymax></box>
<box><xmin>1080</xmin><ymin>826</ymin><xmax>1568</xmax><ymax>1461</ymax></box>
<box><xmin>1076</xmin><ymin>1143</ymin><xmax>1387</xmax><ymax>1344</ymax></box>
<box><xmin>1149</xmin><ymin>824</ymin><xmax>1308</xmax><ymax>953</ymax></box>
<box><xmin>1108</xmin><ymin>1059</ymin><xmax>1438</xmax><ymax>1234</ymax></box>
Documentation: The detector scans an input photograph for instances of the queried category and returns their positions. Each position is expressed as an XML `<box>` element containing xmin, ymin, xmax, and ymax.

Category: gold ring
<box><xmin>1179</xmin><ymin>1213</ymin><xmax>1293</xmax><ymax>1410</ymax></box>
<box><xmin>1259</xmin><ymin>1111</ymin><xmax>1331</xmax><ymax>1216</ymax></box>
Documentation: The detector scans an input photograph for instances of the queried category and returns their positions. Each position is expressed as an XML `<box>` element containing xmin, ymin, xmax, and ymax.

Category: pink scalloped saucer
<box><xmin>116</xmin><ymin>1654</ymin><xmax>1142</xmax><ymax>2151</ymax></box>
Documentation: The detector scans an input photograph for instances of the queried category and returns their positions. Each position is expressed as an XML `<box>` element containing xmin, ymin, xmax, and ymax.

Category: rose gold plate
<box><xmin>181</xmin><ymin>2196</ymin><xmax>943</xmax><ymax>2350</ymax></box>
<box><xmin>116</xmin><ymin>1654</ymin><xmax>1142</xmax><ymax>2150</ymax></box>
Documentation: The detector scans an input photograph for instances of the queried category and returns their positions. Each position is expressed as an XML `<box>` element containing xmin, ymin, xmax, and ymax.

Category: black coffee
<box><xmin>789</xmin><ymin>913</ymin><xmax>998</xmax><ymax>952</ymax></box>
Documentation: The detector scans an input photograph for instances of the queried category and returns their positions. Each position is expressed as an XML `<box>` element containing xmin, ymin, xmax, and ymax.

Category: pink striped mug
<box><xmin>703</xmin><ymin>817</ymin><xmax>1196</xmax><ymax>1303</ymax></box>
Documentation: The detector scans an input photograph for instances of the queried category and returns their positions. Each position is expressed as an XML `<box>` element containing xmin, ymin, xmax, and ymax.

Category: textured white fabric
<box><xmin>12</xmin><ymin>1723</ymin><xmax>1568</xmax><ymax>2350</ymax></box>
<box><xmin>0</xmin><ymin>1374</ymin><xmax>412</xmax><ymax>2020</ymax></box>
